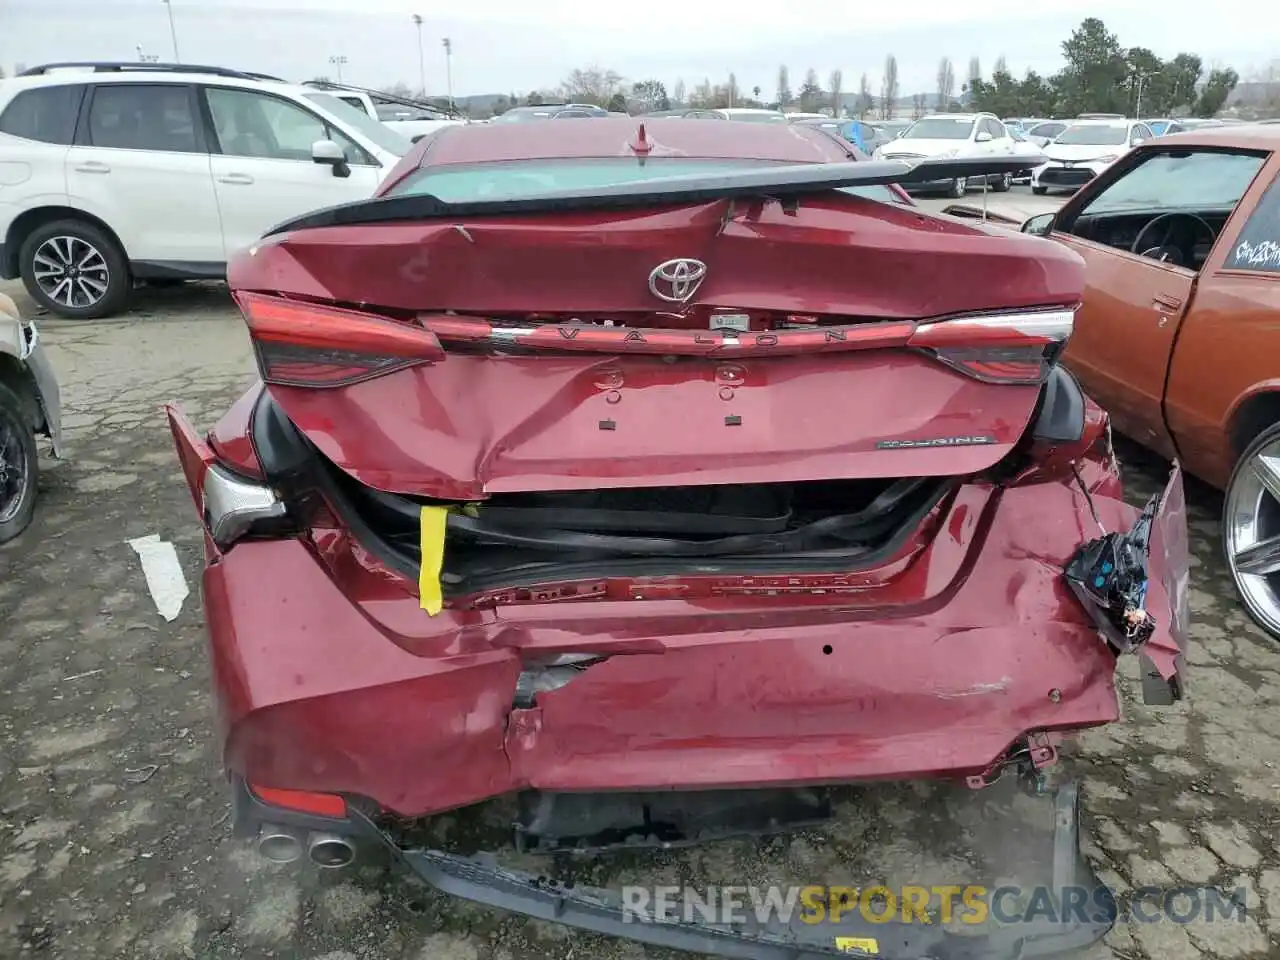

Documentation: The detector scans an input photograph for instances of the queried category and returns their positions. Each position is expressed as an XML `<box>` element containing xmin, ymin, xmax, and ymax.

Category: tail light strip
<box><xmin>234</xmin><ymin>292</ymin><xmax>1075</xmax><ymax>389</ymax></box>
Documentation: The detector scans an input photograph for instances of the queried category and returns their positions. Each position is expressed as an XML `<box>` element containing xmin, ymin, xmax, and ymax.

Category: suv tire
<box><xmin>947</xmin><ymin>177</ymin><xmax>967</xmax><ymax>199</ymax></box>
<box><xmin>992</xmin><ymin>172</ymin><xmax>1013</xmax><ymax>193</ymax></box>
<box><xmin>0</xmin><ymin>380</ymin><xmax>38</xmax><ymax>544</ymax></box>
<box><xmin>1032</xmin><ymin>185</ymin><xmax>1048</xmax><ymax>196</ymax></box>
<box><xmin>19</xmin><ymin>219</ymin><xmax>131</xmax><ymax>320</ymax></box>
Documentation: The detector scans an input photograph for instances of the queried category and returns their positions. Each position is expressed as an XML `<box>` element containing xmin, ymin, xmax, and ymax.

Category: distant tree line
<box><xmin>965</xmin><ymin>18</ymin><xmax>1240</xmax><ymax>119</ymax></box>
<box><xmin>372</xmin><ymin>17</ymin><xmax>1268</xmax><ymax>121</ymax></box>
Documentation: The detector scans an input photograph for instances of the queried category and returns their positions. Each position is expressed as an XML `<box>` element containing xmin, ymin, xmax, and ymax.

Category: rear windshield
<box><xmin>725</xmin><ymin>112</ymin><xmax>788</xmax><ymax>124</ymax></box>
<box><xmin>386</xmin><ymin>157</ymin><xmax>907</xmax><ymax>205</ymax></box>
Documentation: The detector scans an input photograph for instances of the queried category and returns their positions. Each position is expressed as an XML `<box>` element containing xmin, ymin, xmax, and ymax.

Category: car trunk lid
<box><xmin>228</xmin><ymin>163</ymin><xmax>1084</xmax><ymax>500</ymax></box>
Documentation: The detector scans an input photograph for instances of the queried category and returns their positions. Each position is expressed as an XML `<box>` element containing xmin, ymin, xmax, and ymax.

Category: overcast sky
<box><xmin>3</xmin><ymin>0</ymin><xmax>1277</xmax><ymax>99</ymax></box>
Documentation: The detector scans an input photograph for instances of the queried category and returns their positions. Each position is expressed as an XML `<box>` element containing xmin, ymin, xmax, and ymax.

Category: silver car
<box><xmin>0</xmin><ymin>291</ymin><xmax>63</xmax><ymax>542</ymax></box>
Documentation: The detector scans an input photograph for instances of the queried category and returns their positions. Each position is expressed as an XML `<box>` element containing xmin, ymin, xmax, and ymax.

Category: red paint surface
<box><xmin>194</xmin><ymin>458</ymin><xmax>1187</xmax><ymax>818</ymax></box>
<box><xmin>174</xmin><ymin>119</ymin><xmax>1190</xmax><ymax>819</ymax></box>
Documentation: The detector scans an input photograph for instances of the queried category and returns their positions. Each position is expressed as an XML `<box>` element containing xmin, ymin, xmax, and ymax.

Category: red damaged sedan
<box><xmin>169</xmin><ymin>118</ymin><xmax>1189</xmax><ymax>958</ymax></box>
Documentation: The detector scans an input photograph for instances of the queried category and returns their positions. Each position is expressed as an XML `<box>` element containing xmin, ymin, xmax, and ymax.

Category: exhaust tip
<box><xmin>257</xmin><ymin>826</ymin><xmax>303</xmax><ymax>864</ymax></box>
<box><xmin>307</xmin><ymin>832</ymin><xmax>356</xmax><ymax>869</ymax></box>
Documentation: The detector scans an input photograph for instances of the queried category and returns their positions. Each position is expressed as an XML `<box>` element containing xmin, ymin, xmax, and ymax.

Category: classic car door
<box><xmin>1052</xmin><ymin>147</ymin><xmax>1269</xmax><ymax>458</ymax></box>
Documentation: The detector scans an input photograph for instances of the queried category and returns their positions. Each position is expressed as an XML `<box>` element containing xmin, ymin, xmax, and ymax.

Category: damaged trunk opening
<box><xmin>326</xmin><ymin>463</ymin><xmax>951</xmax><ymax>595</ymax></box>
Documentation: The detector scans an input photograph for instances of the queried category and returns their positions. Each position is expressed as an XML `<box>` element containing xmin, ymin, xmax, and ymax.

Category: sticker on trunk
<box><xmin>876</xmin><ymin>434</ymin><xmax>997</xmax><ymax>449</ymax></box>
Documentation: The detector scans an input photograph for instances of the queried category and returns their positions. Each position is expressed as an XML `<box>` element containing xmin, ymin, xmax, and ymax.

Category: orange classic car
<box><xmin>1015</xmin><ymin>125</ymin><xmax>1280</xmax><ymax>640</ymax></box>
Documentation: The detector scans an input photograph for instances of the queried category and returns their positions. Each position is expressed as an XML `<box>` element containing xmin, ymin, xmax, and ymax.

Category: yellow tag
<box><xmin>418</xmin><ymin>505</ymin><xmax>450</xmax><ymax>615</ymax></box>
<box><xmin>835</xmin><ymin>938</ymin><xmax>880</xmax><ymax>955</ymax></box>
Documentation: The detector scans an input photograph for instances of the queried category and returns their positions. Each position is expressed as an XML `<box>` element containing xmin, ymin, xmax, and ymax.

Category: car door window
<box><xmin>84</xmin><ymin>84</ymin><xmax>200</xmax><ymax>153</ymax></box>
<box><xmin>1222</xmin><ymin>169</ymin><xmax>1280</xmax><ymax>272</ymax></box>
<box><xmin>1061</xmin><ymin>149</ymin><xmax>1268</xmax><ymax>271</ymax></box>
<box><xmin>205</xmin><ymin>87</ymin><xmax>369</xmax><ymax>164</ymax></box>
<box><xmin>987</xmin><ymin>118</ymin><xmax>1007</xmax><ymax>139</ymax></box>
<box><xmin>1131</xmin><ymin>124</ymin><xmax>1152</xmax><ymax>145</ymax></box>
<box><xmin>0</xmin><ymin>84</ymin><xmax>86</xmax><ymax>144</ymax></box>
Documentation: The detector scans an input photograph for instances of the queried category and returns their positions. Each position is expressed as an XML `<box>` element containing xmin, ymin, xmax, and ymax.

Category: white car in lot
<box><xmin>0</xmin><ymin>62</ymin><xmax>417</xmax><ymax>319</ymax></box>
<box><xmin>1031</xmin><ymin>118</ymin><xmax>1154</xmax><ymax>195</ymax></box>
<box><xmin>872</xmin><ymin>113</ymin><xmax>1019</xmax><ymax>197</ymax></box>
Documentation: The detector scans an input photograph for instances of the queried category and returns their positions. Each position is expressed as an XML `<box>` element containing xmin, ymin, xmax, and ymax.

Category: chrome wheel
<box><xmin>1226</xmin><ymin>433</ymin><xmax>1280</xmax><ymax>637</ymax></box>
<box><xmin>0</xmin><ymin>409</ymin><xmax>30</xmax><ymax>525</ymax></box>
<box><xmin>32</xmin><ymin>235</ymin><xmax>110</xmax><ymax>310</ymax></box>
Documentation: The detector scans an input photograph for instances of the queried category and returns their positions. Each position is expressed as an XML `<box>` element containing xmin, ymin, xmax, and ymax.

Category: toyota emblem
<box><xmin>648</xmin><ymin>258</ymin><xmax>708</xmax><ymax>303</ymax></box>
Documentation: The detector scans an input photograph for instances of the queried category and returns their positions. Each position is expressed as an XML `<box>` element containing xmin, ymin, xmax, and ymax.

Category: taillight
<box><xmin>908</xmin><ymin>309</ymin><xmax>1075</xmax><ymax>385</ymax></box>
<box><xmin>203</xmin><ymin>461</ymin><xmax>292</xmax><ymax>548</ymax></box>
<box><xmin>234</xmin><ymin>292</ymin><xmax>445</xmax><ymax>389</ymax></box>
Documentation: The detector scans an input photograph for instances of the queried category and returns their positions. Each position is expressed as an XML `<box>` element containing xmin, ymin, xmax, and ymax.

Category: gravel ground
<box><xmin>1</xmin><ymin>269</ymin><xmax>1278</xmax><ymax>960</ymax></box>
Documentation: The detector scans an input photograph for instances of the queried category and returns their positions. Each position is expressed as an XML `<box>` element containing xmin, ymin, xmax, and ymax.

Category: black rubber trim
<box><xmin>130</xmin><ymin>259</ymin><xmax>226</xmax><ymax>280</ymax></box>
<box><xmin>1030</xmin><ymin>365</ymin><xmax>1087</xmax><ymax>444</ymax></box>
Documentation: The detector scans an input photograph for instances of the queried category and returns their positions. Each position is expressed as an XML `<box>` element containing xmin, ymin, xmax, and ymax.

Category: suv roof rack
<box><xmin>1076</xmin><ymin>112</ymin><xmax>1126</xmax><ymax>120</ymax></box>
<box><xmin>17</xmin><ymin>62</ymin><xmax>285</xmax><ymax>82</ymax></box>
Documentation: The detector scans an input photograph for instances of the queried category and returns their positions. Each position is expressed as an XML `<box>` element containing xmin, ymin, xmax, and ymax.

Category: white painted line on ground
<box><xmin>127</xmin><ymin>534</ymin><xmax>190</xmax><ymax>622</ymax></box>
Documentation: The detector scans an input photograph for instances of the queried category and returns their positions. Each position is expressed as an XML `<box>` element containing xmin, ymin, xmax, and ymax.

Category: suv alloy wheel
<box><xmin>18</xmin><ymin>219</ymin><xmax>131</xmax><ymax>320</ymax></box>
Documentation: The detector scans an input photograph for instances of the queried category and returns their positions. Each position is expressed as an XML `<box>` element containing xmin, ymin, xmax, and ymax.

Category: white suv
<box><xmin>872</xmin><ymin>113</ymin><xmax>1018</xmax><ymax>197</ymax></box>
<box><xmin>0</xmin><ymin>62</ymin><xmax>416</xmax><ymax>319</ymax></box>
<box><xmin>1031</xmin><ymin>118</ymin><xmax>1154</xmax><ymax>195</ymax></box>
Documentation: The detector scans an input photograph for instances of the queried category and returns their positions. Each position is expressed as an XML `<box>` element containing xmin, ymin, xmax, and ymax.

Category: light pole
<box><xmin>1132</xmin><ymin>71</ymin><xmax>1149</xmax><ymax>119</ymax></box>
<box><xmin>160</xmin><ymin>0</ymin><xmax>180</xmax><ymax>62</ymax></box>
<box><xmin>441</xmin><ymin>37</ymin><xmax>454</xmax><ymax>115</ymax></box>
<box><xmin>412</xmin><ymin>14</ymin><xmax>426</xmax><ymax>98</ymax></box>
<box><xmin>329</xmin><ymin>55</ymin><xmax>348</xmax><ymax>84</ymax></box>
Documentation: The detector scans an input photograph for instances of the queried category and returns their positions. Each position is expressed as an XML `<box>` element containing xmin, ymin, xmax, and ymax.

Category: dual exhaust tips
<box><xmin>258</xmin><ymin>825</ymin><xmax>356</xmax><ymax>868</ymax></box>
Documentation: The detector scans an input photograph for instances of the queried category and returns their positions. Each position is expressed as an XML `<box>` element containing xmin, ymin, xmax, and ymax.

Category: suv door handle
<box><xmin>217</xmin><ymin>173</ymin><xmax>255</xmax><ymax>185</ymax></box>
<box><xmin>74</xmin><ymin>161</ymin><xmax>111</xmax><ymax>173</ymax></box>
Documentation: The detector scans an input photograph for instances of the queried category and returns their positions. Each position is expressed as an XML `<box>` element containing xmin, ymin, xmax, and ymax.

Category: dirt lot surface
<box><xmin>1</xmin><ymin>276</ymin><xmax>1278</xmax><ymax>960</ymax></box>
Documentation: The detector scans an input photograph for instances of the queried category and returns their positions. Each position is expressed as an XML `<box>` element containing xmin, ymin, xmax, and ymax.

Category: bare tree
<box><xmin>857</xmin><ymin>72</ymin><xmax>874</xmax><ymax>118</ymax></box>
<box><xmin>912</xmin><ymin>92</ymin><xmax>926</xmax><ymax>118</ymax></box>
<box><xmin>828</xmin><ymin>69</ymin><xmax>844</xmax><ymax>116</ymax></box>
<box><xmin>993</xmin><ymin>55</ymin><xmax>1009</xmax><ymax>77</ymax></box>
<box><xmin>935</xmin><ymin>57</ymin><xmax>955</xmax><ymax>110</ymax></box>
<box><xmin>881</xmin><ymin>55</ymin><xmax>899</xmax><ymax>119</ymax></box>
<box><xmin>968</xmin><ymin>57</ymin><xmax>981</xmax><ymax>87</ymax></box>
<box><xmin>727</xmin><ymin>72</ymin><xmax>739</xmax><ymax>107</ymax></box>
<box><xmin>691</xmin><ymin>77</ymin><xmax>714</xmax><ymax>108</ymax></box>
<box><xmin>672</xmin><ymin>77</ymin><xmax>686</xmax><ymax>107</ymax></box>
<box><xmin>799</xmin><ymin>68</ymin><xmax>822</xmax><ymax>112</ymax></box>
<box><xmin>776</xmin><ymin>65</ymin><xmax>792</xmax><ymax>108</ymax></box>
<box><xmin>559</xmin><ymin>65</ymin><xmax>625</xmax><ymax>106</ymax></box>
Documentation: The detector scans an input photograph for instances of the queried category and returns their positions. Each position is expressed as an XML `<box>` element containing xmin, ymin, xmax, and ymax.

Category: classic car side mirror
<box><xmin>975</xmin><ymin>131</ymin><xmax>993</xmax><ymax>143</ymax></box>
<box><xmin>1131</xmin><ymin>138</ymin><xmax>1145</xmax><ymax>146</ymax></box>
<box><xmin>1022</xmin><ymin>213</ymin><xmax>1055</xmax><ymax>236</ymax></box>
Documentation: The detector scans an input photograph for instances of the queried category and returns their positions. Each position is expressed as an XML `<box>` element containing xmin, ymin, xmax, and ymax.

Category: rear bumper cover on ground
<box><xmin>231</xmin><ymin>775</ymin><xmax>1113</xmax><ymax>960</ymax></box>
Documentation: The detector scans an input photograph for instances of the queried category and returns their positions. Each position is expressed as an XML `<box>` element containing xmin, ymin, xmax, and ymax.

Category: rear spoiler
<box><xmin>264</xmin><ymin>155</ymin><xmax>1034</xmax><ymax>236</ymax></box>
